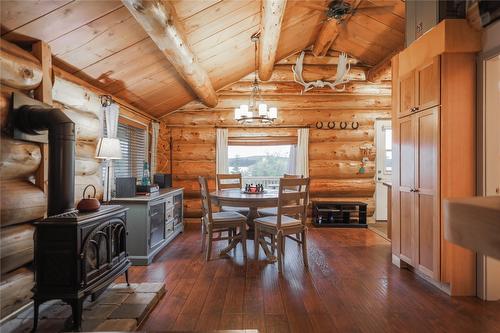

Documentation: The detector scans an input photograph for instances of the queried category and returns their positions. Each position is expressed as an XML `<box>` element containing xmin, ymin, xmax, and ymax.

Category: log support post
<box><xmin>32</xmin><ymin>41</ymin><xmax>52</xmax><ymax>203</ymax></box>
<box><xmin>258</xmin><ymin>0</ymin><xmax>287</xmax><ymax>81</ymax></box>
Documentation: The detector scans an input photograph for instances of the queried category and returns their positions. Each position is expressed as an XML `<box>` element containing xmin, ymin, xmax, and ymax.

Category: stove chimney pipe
<box><xmin>14</xmin><ymin>104</ymin><xmax>76</xmax><ymax>216</ymax></box>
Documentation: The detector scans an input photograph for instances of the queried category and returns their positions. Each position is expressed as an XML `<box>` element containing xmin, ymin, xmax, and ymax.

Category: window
<box><xmin>114</xmin><ymin>122</ymin><xmax>147</xmax><ymax>179</ymax></box>
<box><xmin>228</xmin><ymin>144</ymin><xmax>295</xmax><ymax>188</ymax></box>
<box><xmin>383</xmin><ymin>127</ymin><xmax>392</xmax><ymax>174</ymax></box>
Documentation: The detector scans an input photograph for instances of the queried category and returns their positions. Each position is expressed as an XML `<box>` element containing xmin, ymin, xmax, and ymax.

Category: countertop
<box><xmin>110</xmin><ymin>187</ymin><xmax>183</xmax><ymax>202</ymax></box>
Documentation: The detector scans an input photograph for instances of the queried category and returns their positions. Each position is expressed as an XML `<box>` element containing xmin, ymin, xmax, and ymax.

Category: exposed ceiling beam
<box><xmin>122</xmin><ymin>0</ymin><xmax>218</xmax><ymax>107</ymax></box>
<box><xmin>258</xmin><ymin>0</ymin><xmax>287</xmax><ymax>81</ymax></box>
<box><xmin>366</xmin><ymin>50</ymin><xmax>399</xmax><ymax>83</ymax></box>
<box><xmin>312</xmin><ymin>0</ymin><xmax>361</xmax><ymax>57</ymax></box>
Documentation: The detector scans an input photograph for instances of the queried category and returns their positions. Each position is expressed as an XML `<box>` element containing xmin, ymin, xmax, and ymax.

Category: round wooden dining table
<box><xmin>210</xmin><ymin>189</ymin><xmax>279</xmax><ymax>258</ymax></box>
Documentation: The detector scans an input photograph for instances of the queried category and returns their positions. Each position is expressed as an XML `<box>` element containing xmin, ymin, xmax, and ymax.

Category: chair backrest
<box><xmin>198</xmin><ymin>176</ymin><xmax>213</xmax><ymax>225</ymax></box>
<box><xmin>276</xmin><ymin>177</ymin><xmax>310</xmax><ymax>228</ymax></box>
<box><xmin>283</xmin><ymin>174</ymin><xmax>303</xmax><ymax>191</ymax></box>
<box><xmin>217</xmin><ymin>173</ymin><xmax>242</xmax><ymax>190</ymax></box>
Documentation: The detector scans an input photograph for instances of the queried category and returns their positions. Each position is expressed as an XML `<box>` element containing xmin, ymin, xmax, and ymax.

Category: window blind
<box><xmin>114</xmin><ymin>123</ymin><xmax>147</xmax><ymax>179</ymax></box>
<box><xmin>103</xmin><ymin>118</ymin><xmax>147</xmax><ymax>180</ymax></box>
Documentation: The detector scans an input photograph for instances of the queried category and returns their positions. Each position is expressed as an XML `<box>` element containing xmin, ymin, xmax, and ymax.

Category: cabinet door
<box><xmin>397</xmin><ymin>116</ymin><xmax>415</xmax><ymax>264</ymax></box>
<box><xmin>416</xmin><ymin>56</ymin><xmax>440</xmax><ymax>111</ymax></box>
<box><xmin>415</xmin><ymin>107</ymin><xmax>439</xmax><ymax>279</ymax></box>
<box><xmin>399</xmin><ymin>71</ymin><xmax>417</xmax><ymax>117</ymax></box>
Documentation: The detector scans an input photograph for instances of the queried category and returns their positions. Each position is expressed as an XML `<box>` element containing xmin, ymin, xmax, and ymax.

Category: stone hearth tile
<box><xmin>94</xmin><ymin>319</ymin><xmax>137</xmax><ymax>331</ymax></box>
<box><xmin>83</xmin><ymin>304</ymin><xmax>118</xmax><ymax>320</ymax></box>
<box><xmin>109</xmin><ymin>303</ymin><xmax>149</xmax><ymax>320</ymax></box>
<box><xmin>134</xmin><ymin>282</ymin><xmax>165</xmax><ymax>293</ymax></box>
<box><xmin>98</xmin><ymin>290</ymin><xmax>129</xmax><ymax>305</ymax></box>
<box><xmin>78</xmin><ymin>318</ymin><xmax>103</xmax><ymax>332</ymax></box>
<box><xmin>41</xmin><ymin>302</ymin><xmax>73</xmax><ymax>319</ymax></box>
<box><xmin>111</xmin><ymin>283</ymin><xmax>139</xmax><ymax>293</ymax></box>
<box><xmin>123</xmin><ymin>292</ymin><xmax>157</xmax><ymax>305</ymax></box>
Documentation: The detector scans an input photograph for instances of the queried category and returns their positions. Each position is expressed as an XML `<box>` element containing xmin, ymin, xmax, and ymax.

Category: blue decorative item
<box><xmin>142</xmin><ymin>161</ymin><xmax>151</xmax><ymax>185</ymax></box>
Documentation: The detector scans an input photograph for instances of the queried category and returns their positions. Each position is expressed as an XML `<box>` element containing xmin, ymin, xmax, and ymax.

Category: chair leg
<box><xmin>277</xmin><ymin>233</ymin><xmax>283</xmax><ymax>274</ymax></box>
<box><xmin>241</xmin><ymin>223</ymin><xmax>247</xmax><ymax>264</ymax></box>
<box><xmin>282</xmin><ymin>235</ymin><xmax>286</xmax><ymax>260</ymax></box>
<box><xmin>296</xmin><ymin>233</ymin><xmax>301</xmax><ymax>244</ymax></box>
<box><xmin>302</xmin><ymin>229</ymin><xmax>308</xmax><ymax>268</ymax></box>
<box><xmin>271</xmin><ymin>234</ymin><xmax>276</xmax><ymax>255</ymax></box>
<box><xmin>254</xmin><ymin>225</ymin><xmax>260</xmax><ymax>260</ymax></box>
<box><xmin>228</xmin><ymin>229</ymin><xmax>232</xmax><ymax>246</ymax></box>
<box><xmin>206</xmin><ymin>227</ymin><xmax>213</xmax><ymax>261</ymax></box>
<box><xmin>201</xmin><ymin>219</ymin><xmax>206</xmax><ymax>253</ymax></box>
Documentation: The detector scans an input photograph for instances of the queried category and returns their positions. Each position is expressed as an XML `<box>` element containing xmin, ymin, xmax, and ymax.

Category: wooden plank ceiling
<box><xmin>1</xmin><ymin>0</ymin><xmax>404</xmax><ymax>118</ymax></box>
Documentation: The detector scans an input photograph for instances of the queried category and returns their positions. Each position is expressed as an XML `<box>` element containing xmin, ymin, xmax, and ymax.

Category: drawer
<box><xmin>165</xmin><ymin>206</ymin><xmax>174</xmax><ymax>222</ymax></box>
<box><xmin>165</xmin><ymin>220</ymin><xmax>174</xmax><ymax>238</ymax></box>
<box><xmin>165</xmin><ymin>195</ymin><xmax>173</xmax><ymax>207</ymax></box>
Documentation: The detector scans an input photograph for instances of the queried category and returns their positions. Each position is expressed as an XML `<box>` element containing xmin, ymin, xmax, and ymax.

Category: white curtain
<box><xmin>295</xmin><ymin>128</ymin><xmax>309</xmax><ymax>177</ymax></box>
<box><xmin>103</xmin><ymin>103</ymin><xmax>120</xmax><ymax>201</ymax></box>
<box><xmin>150</xmin><ymin>121</ymin><xmax>160</xmax><ymax>177</ymax></box>
<box><xmin>105</xmin><ymin>103</ymin><xmax>120</xmax><ymax>138</ymax></box>
<box><xmin>288</xmin><ymin>145</ymin><xmax>297</xmax><ymax>174</ymax></box>
<box><xmin>216</xmin><ymin>128</ymin><xmax>229</xmax><ymax>182</ymax></box>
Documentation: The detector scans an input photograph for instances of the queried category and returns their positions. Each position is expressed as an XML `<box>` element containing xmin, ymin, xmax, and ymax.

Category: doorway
<box><xmin>372</xmin><ymin>119</ymin><xmax>392</xmax><ymax>238</ymax></box>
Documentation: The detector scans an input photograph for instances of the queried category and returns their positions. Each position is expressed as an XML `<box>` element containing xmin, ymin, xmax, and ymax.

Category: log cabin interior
<box><xmin>0</xmin><ymin>0</ymin><xmax>499</xmax><ymax>332</ymax></box>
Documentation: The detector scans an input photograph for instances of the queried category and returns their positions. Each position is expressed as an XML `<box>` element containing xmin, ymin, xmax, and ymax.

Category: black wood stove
<box><xmin>33</xmin><ymin>206</ymin><xmax>130</xmax><ymax>330</ymax></box>
<box><xmin>8</xmin><ymin>93</ymin><xmax>131</xmax><ymax>331</ymax></box>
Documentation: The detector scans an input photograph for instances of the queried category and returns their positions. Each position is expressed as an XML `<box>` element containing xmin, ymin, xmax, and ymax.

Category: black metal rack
<box><xmin>312</xmin><ymin>201</ymin><xmax>368</xmax><ymax>228</ymax></box>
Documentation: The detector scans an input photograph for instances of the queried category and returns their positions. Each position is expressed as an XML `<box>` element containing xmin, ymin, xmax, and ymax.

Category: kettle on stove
<box><xmin>77</xmin><ymin>184</ymin><xmax>101</xmax><ymax>212</ymax></box>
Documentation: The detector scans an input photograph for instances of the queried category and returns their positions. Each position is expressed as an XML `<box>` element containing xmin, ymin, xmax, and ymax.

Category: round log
<box><xmin>309</xmin><ymin>142</ymin><xmax>376</xmax><ymax>160</ymax></box>
<box><xmin>174</xmin><ymin>179</ymin><xmax>215</xmax><ymax>198</ymax></box>
<box><xmin>220</xmin><ymin>81</ymin><xmax>392</xmax><ymax>96</ymax></box>
<box><xmin>75</xmin><ymin>157</ymin><xmax>100</xmax><ymax>176</ymax></box>
<box><xmin>1</xmin><ymin>85</ymin><xmax>17</xmax><ymax>129</ymax></box>
<box><xmin>241</xmin><ymin>64</ymin><xmax>367</xmax><ymax>82</ymax></box>
<box><xmin>0</xmin><ymin>266</ymin><xmax>34</xmax><ymax>318</ymax></box>
<box><xmin>171</xmin><ymin>127</ymin><xmax>215</xmax><ymax>143</ymax></box>
<box><xmin>309</xmin><ymin>160</ymin><xmax>375</xmax><ymax>179</ymax></box>
<box><xmin>75</xmin><ymin>175</ymin><xmax>103</xmax><ymax>202</ymax></box>
<box><xmin>0</xmin><ymin>223</ymin><xmax>34</xmax><ymax>275</ymax></box>
<box><xmin>172</xmin><ymin>143</ymin><xmax>215</xmax><ymax>161</ymax></box>
<box><xmin>62</xmin><ymin>107</ymin><xmax>100</xmax><ymax>142</ymax></box>
<box><xmin>0</xmin><ymin>136</ymin><xmax>41</xmax><ymax>179</ymax></box>
<box><xmin>172</xmin><ymin>161</ymin><xmax>215</xmax><ymax>179</ymax></box>
<box><xmin>76</xmin><ymin>141</ymin><xmax>97</xmax><ymax>159</ymax></box>
<box><xmin>183</xmin><ymin>198</ymin><xmax>202</xmax><ymax>218</ymax></box>
<box><xmin>0</xmin><ymin>39</ymin><xmax>42</xmax><ymax>90</ymax></box>
<box><xmin>52</xmin><ymin>76</ymin><xmax>101</xmax><ymax>116</ymax></box>
<box><xmin>309</xmin><ymin>127</ymin><xmax>374</xmax><ymax>142</ymax></box>
<box><xmin>178</xmin><ymin>94</ymin><xmax>391</xmax><ymax>111</ymax></box>
<box><xmin>310</xmin><ymin>179</ymin><xmax>376</xmax><ymax>197</ymax></box>
<box><xmin>0</xmin><ymin>179</ymin><xmax>46</xmax><ymax>227</ymax></box>
<box><xmin>164</xmin><ymin>109</ymin><xmax>390</xmax><ymax>127</ymax></box>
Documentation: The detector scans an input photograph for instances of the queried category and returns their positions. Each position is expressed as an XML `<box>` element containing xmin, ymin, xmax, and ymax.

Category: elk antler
<box><xmin>292</xmin><ymin>51</ymin><xmax>351</xmax><ymax>94</ymax></box>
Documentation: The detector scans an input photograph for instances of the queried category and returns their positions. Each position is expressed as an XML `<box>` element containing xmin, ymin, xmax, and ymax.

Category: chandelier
<box><xmin>234</xmin><ymin>33</ymin><xmax>278</xmax><ymax>124</ymax></box>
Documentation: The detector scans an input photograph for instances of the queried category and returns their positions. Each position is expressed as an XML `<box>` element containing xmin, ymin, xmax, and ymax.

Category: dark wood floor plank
<box><xmin>136</xmin><ymin>225</ymin><xmax>500</xmax><ymax>333</ymax></box>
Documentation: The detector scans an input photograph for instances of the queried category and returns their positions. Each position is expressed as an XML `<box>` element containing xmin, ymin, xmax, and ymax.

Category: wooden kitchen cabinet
<box><xmin>391</xmin><ymin>20</ymin><xmax>481</xmax><ymax>296</ymax></box>
<box><xmin>398</xmin><ymin>56</ymin><xmax>440</xmax><ymax>118</ymax></box>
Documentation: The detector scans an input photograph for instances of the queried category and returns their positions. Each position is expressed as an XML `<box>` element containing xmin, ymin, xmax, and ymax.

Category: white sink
<box><xmin>444</xmin><ymin>196</ymin><xmax>500</xmax><ymax>260</ymax></box>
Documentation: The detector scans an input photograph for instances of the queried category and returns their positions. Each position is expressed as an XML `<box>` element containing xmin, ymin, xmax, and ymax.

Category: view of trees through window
<box><xmin>228</xmin><ymin>145</ymin><xmax>293</xmax><ymax>177</ymax></box>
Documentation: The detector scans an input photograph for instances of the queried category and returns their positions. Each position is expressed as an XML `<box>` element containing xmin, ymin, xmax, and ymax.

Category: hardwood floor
<box><xmin>122</xmin><ymin>225</ymin><xmax>500</xmax><ymax>332</ymax></box>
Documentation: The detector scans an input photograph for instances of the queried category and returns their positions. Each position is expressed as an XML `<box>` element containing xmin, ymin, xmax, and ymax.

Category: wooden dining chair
<box><xmin>257</xmin><ymin>174</ymin><xmax>303</xmax><ymax>217</ymax></box>
<box><xmin>199</xmin><ymin>176</ymin><xmax>247</xmax><ymax>262</ymax></box>
<box><xmin>216</xmin><ymin>173</ymin><xmax>249</xmax><ymax>214</ymax></box>
<box><xmin>253</xmin><ymin>177</ymin><xmax>310</xmax><ymax>274</ymax></box>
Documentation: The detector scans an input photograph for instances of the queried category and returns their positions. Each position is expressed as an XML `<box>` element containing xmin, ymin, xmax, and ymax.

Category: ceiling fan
<box><xmin>300</xmin><ymin>0</ymin><xmax>395</xmax><ymax>23</ymax></box>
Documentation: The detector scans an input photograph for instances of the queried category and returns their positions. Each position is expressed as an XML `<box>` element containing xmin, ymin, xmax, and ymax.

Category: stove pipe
<box><xmin>15</xmin><ymin>105</ymin><xmax>76</xmax><ymax>216</ymax></box>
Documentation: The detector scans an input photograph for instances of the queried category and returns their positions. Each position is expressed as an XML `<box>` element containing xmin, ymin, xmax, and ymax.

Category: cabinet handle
<box><xmin>414</xmin><ymin>106</ymin><xmax>419</xmax><ymax>111</ymax></box>
<box><xmin>414</xmin><ymin>188</ymin><xmax>420</xmax><ymax>193</ymax></box>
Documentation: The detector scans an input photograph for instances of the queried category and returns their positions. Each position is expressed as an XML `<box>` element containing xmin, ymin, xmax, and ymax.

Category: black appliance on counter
<box><xmin>8</xmin><ymin>92</ymin><xmax>131</xmax><ymax>331</ymax></box>
<box><xmin>154</xmin><ymin>173</ymin><xmax>172</xmax><ymax>188</ymax></box>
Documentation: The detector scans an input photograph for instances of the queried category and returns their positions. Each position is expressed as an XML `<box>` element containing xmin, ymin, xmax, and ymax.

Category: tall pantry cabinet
<box><xmin>391</xmin><ymin>20</ymin><xmax>482</xmax><ymax>296</ymax></box>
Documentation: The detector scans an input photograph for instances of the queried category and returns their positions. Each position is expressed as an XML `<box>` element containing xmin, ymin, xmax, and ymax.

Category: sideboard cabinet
<box><xmin>111</xmin><ymin>188</ymin><xmax>183</xmax><ymax>265</ymax></box>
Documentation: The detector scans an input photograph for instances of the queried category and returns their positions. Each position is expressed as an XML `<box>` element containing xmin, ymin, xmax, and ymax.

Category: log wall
<box><xmin>0</xmin><ymin>39</ymin><xmax>151</xmax><ymax>319</ymax></box>
<box><xmin>159</xmin><ymin>57</ymin><xmax>391</xmax><ymax>219</ymax></box>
